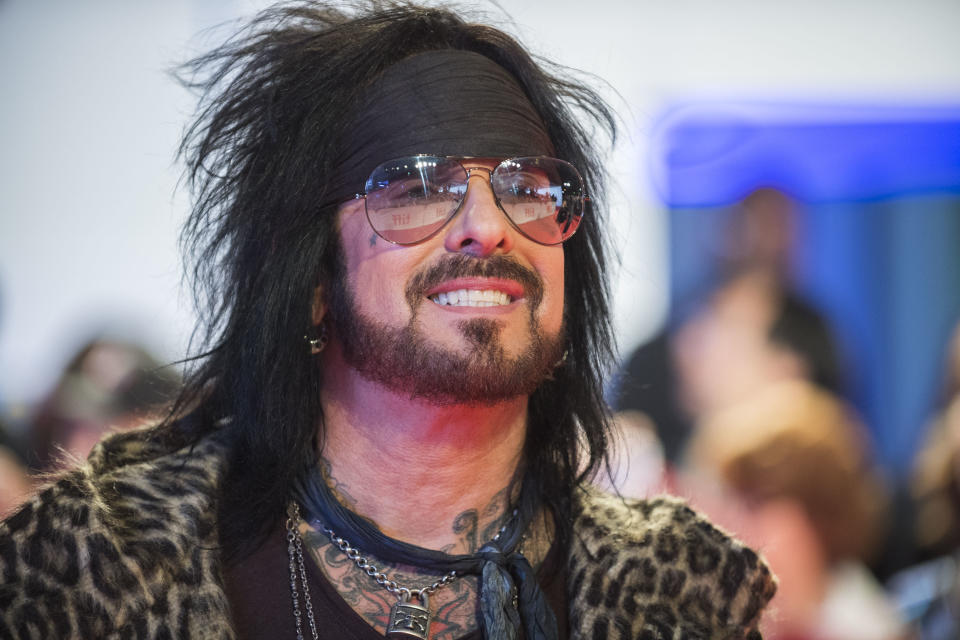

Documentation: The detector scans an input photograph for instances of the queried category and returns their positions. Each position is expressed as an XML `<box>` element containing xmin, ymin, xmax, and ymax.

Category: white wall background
<box><xmin>1</xmin><ymin>0</ymin><xmax>959</xmax><ymax>414</ymax></box>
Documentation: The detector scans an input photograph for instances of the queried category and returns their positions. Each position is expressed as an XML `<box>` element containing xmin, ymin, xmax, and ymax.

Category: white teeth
<box><xmin>429</xmin><ymin>289</ymin><xmax>513</xmax><ymax>307</ymax></box>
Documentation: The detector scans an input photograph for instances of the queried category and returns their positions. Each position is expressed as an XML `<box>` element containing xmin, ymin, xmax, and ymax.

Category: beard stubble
<box><xmin>327</xmin><ymin>255</ymin><xmax>565</xmax><ymax>405</ymax></box>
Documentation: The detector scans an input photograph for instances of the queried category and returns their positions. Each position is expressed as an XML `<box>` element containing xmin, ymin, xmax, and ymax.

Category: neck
<box><xmin>318</xmin><ymin>348</ymin><xmax>529</xmax><ymax>553</ymax></box>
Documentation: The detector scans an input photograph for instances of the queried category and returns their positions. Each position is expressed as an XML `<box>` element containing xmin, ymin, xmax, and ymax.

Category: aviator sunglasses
<box><xmin>356</xmin><ymin>155</ymin><xmax>588</xmax><ymax>246</ymax></box>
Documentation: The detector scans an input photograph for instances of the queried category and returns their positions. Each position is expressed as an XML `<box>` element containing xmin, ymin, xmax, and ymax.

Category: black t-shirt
<box><xmin>223</xmin><ymin>524</ymin><xmax>568</xmax><ymax>640</ymax></box>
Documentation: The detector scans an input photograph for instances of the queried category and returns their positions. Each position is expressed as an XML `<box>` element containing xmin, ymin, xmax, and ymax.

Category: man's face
<box><xmin>326</xmin><ymin>159</ymin><xmax>566</xmax><ymax>404</ymax></box>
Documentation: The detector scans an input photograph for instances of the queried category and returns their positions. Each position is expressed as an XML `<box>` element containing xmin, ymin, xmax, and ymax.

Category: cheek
<box><xmin>337</xmin><ymin>209</ymin><xmax>422</xmax><ymax>320</ymax></box>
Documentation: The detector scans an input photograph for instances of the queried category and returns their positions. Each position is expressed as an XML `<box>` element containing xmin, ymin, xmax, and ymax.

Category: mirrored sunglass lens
<box><xmin>492</xmin><ymin>157</ymin><xmax>584</xmax><ymax>245</ymax></box>
<box><xmin>364</xmin><ymin>156</ymin><xmax>466</xmax><ymax>244</ymax></box>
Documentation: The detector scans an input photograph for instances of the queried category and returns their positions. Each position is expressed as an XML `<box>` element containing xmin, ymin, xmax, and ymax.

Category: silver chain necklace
<box><xmin>286</xmin><ymin>503</ymin><xmax>458</xmax><ymax>640</ymax></box>
<box><xmin>286</xmin><ymin>504</ymin><xmax>320</xmax><ymax>640</ymax></box>
<box><xmin>286</xmin><ymin>502</ymin><xmax>517</xmax><ymax>640</ymax></box>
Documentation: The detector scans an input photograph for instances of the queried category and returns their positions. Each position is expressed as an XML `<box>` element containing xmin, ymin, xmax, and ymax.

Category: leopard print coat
<box><xmin>0</xmin><ymin>428</ymin><xmax>776</xmax><ymax>639</ymax></box>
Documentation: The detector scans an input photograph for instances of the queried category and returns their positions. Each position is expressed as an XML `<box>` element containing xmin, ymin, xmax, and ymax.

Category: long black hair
<box><xmin>166</xmin><ymin>0</ymin><xmax>618</xmax><ymax>556</ymax></box>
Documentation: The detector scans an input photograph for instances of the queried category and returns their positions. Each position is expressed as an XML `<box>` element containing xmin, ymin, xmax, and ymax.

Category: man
<box><xmin>0</xmin><ymin>3</ymin><xmax>775</xmax><ymax>639</ymax></box>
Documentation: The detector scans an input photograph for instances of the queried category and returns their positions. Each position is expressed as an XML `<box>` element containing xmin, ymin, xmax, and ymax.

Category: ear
<box><xmin>311</xmin><ymin>285</ymin><xmax>327</xmax><ymax>326</ymax></box>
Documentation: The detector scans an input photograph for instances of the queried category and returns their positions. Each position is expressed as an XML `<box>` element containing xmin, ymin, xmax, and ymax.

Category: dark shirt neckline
<box><xmin>223</xmin><ymin>520</ymin><xmax>568</xmax><ymax>640</ymax></box>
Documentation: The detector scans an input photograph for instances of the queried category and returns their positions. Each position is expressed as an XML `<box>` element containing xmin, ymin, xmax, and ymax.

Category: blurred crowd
<box><xmin>0</xmin><ymin>337</ymin><xmax>181</xmax><ymax>516</ymax></box>
<box><xmin>607</xmin><ymin>189</ymin><xmax>960</xmax><ymax>640</ymax></box>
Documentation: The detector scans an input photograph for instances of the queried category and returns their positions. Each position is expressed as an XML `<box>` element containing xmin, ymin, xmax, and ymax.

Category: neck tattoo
<box><xmin>285</xmin><ymin>502</ymin><xmax>517</xmax><ymax>640</ymax></box>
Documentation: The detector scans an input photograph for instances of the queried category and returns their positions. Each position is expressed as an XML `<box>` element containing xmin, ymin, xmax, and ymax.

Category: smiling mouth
<box><xmin>429</xmin><ymin>289</ymin><xmax>513</xmax><ymax>307</ymax></box>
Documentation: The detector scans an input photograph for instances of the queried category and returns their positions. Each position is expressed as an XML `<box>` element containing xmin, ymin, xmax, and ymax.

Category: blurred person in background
<box><xmin>615</xmin><ymin>188</ymin><xmax>839</xmax><ymax>467</ymax></box>
<box><xmin>24</xmin><ymin>337</ymin><xmax>182</xmax><ymax>473</ymax></box>
<box><xmin>0</xmin><ymin>434</ymin><xmax>31</xmax><ymax>518</ymax></box>
<box><xmin>887</xmin><ymin>320</ymin><xmax>960</xmax><ymax>639</ymax></box>
<box><xmin>688</xmin><ymin>380</ymin><xmax>902</xmax><ymax>640</ymax></box>
<box><xmin>912</xmin><ymin>321</ymin><xmax>960</xmax><ymax>560</ymax></box>
<box><xmin>712</xmin><ymin>188</ymin><xmax>798</xmax><ymax>283</ymax></box>
<box><xmin>672</xmin><ymin>268</ymin><xmax>841</xmax><ymax>419</ymax></box>
<box><xmin>607</xmin><ymin>266</ymin><xmax>844</xmax><ymax>498</ymax></box>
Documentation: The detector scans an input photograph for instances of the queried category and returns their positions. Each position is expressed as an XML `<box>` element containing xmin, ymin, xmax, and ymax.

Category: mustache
<box><xmin>405</xmin><ymin>254</ymin><xmax>545</xmax><ymax>307</ymax></box>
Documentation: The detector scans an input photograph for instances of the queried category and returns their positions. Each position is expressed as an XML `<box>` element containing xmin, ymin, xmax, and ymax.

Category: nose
<box><xmin>442</xmin><ymin>168</ymin><xmax>514</xmax><ymax>257</ymax></box>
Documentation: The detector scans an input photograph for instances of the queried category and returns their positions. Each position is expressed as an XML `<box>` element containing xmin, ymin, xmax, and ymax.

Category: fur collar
<box><xmin>1</xmin><ymin>428</ymin><xmax>774</xmax><ymax>638</ymax></box>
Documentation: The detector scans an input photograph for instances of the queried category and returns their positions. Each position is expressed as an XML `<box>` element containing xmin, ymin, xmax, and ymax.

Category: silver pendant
<box><xmin>386</xmin><ymin>592</ymin><xmax>430</xmax><ymax>640</ymax></box>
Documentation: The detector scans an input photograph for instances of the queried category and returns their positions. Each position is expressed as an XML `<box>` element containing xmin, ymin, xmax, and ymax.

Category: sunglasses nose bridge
<box><xmin>463</xmin><ymin>165</ymin><xmax>493</xmax><ymax>179</ymax></box>
<box><xmin>451</xmin><ymin>165</ymin><xmax>507</xmax><ymax>222</ymax></box>
<box><xmin>460</xmin><ymin>165</ymin><xmax>496</xmax><ymax>200</ymax></box>
<box><xmin>442</xmin><ymin>164</ymin><xmax>515</xmax><ymax>255</ymax></box>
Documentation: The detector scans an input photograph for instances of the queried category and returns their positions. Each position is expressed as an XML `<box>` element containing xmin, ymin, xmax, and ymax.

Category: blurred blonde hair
<box><xmin>911</xmin><ymin>325</ymin><xmax>960</xmax><ymax>554</ymax></box>
<box><xmin>690</xmin><ymin>380</ymin><xmax>888</xmax><ymax>562</ymax></box>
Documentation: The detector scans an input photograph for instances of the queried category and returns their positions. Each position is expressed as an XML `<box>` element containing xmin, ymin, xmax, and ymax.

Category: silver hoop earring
<box><xmin>305</xmin><ymin>322</ymin><xmax>328</xmax><ymax>355</ymax></box>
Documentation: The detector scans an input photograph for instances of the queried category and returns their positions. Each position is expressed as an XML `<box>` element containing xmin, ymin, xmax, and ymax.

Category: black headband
<box><xmin>323</xmin><ymin>49</ymin><xmax>555</xmax><ymax>204</ymax></box>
